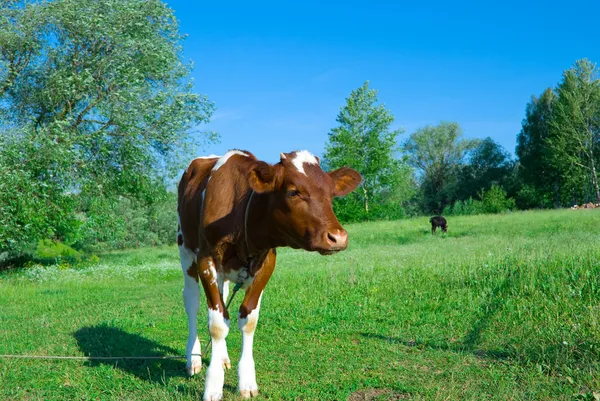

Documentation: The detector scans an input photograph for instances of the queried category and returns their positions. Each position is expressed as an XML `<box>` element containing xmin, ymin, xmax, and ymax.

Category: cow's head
<box><xmin>248</xmin><ymin>150</ymin><xmax>361</xmax><ymax>255</ymax></box>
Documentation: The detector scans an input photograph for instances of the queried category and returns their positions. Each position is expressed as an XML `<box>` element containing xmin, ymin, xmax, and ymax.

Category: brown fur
<box><xmin>186</xmin><ymin>262</ymin><xmax>199</xmax><ymax>283</ymax></box>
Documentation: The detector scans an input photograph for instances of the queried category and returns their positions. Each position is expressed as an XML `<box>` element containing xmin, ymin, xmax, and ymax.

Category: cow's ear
<box><xmin>328</xmin><ymin>167</ymin><xmax>362</xmax><ymax>197</ymax></box>
<box><xmin>248</xmin><ymin>161</ymin><xmax>277</xmax><ymax>193</ymax></box>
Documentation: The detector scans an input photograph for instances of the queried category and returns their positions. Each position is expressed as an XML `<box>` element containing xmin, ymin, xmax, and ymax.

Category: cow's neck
<box><xmin>243</xmin><ymin>191</ymin><xmax>284</xmax><ymax>257</ymax></box>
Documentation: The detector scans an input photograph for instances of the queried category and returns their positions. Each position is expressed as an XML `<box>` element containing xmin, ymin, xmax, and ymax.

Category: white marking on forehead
<box><xmin>212</xmin><ymin>150</ymin><xmax>248</xmax><ymax>172</ymax></box>
<box><xmin>291</xmin><ymin>150</ymin><xmax>318</xmax><ymax>176</ymax></box>
<box><xmin>185</xmin><ymin>155</ymin><xmax>220</xmax><ymax>172</ymax></box>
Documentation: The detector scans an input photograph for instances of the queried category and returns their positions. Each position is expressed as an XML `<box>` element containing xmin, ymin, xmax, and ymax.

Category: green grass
<box><xmin>1</xmin><ymin>209</ymin><xmax>600</xmax><ymax>400</ymax></box>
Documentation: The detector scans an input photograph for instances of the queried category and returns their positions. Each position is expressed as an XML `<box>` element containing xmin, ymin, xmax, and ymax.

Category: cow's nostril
<box><xmin>327</xmin><ymin>232</ymin><xmax>338</xmax><ymax>243</ymax></box>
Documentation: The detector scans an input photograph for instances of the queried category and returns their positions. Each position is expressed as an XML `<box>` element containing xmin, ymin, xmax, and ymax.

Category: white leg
<box><xmin>217</xmin><ymin>276</ymin><xmax>231</xmax><ymax>369</ymax></box>
<box><xmin>238</xmin><ymin>293</ymin><xmax>262</xmax><ymax>399</ymax></box>
<box><xmin>179</xmin><ymin>244</ymin><xmax>202</xmax><ymax>376</ymax></box>
<box><xmin>204</xmin><ymin>308</ymin><xmax>230</xmax><ymax>401</ymax></box>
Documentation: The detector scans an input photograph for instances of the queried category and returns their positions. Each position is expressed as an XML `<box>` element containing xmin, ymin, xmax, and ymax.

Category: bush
<box><xmin>515</xmin><ymin>184</ymin><xmax>554</xmax><ymax>209</ymax></box>
<box><xmin>444</xmin><ymin>185</ymin><xmax>515</xmax><ymax>216</ymax></box>
<box><xmin>443</xmin><ymin>197</ymin><xmax>481</xmax><ymax>216</ymax></box>
<box><xmin>0</xmin><ymin>151</ymin><xmax>78</xmax><ymax>263</ymax></box>
<box><xmin>479</xmin><ymin>184</ymin><xmax>516</xmax><ymax>214</ymax></box>
<box><xmin>332</xmin><ymin>197</ymin><xmax>368</xmax><ymax>223</ymax></box>
<box><xmin>71</xmin><ymin>193</ymin><xmax>177</xmax><ymax>252</ymax></box>
<box><xmin>1</xmin><ymin>133</ymin><xmax>178</xmax><ymax>265</ymax></box>
<box><xmin>370</xmin><ymin>202</ymin><xmax>406</xmax><ymax>220</ymax></box>
<box><xmin>35</xmin><ymin>239</ymin><xmax>81</xmax><ymax>259</ymax></box>
<box><xmin>333</xmin><ymin>196</ymin><xmax>406</xmax><ymax>223</ymax></box>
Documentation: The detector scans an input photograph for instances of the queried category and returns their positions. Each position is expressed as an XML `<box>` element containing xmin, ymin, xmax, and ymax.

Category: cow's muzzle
<box><xmin>315</xmin><ymin>228</ymin><xmax>348</xmax><ymax>255</ymax></box>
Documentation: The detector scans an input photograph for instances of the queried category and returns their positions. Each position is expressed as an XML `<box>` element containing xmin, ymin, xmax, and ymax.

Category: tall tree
<box><xmin>0</xmin><ymin>0</ymin><xmax>215</xmax><ymax>257</ymax></box>
<box><xmin>516</xmin><ymin>88</ymin><xmax>559</xmax><ymax>206</ymax></box>
<box><xmin>0</xmin><ymin>0</ymin><xmax>215</xmax><ymax>193</ymax></box>
<box><xmin>403</xmin><ymin>122</ymin><xmax>478</xmax><ymax>213</ymax></box>
<box><xmin>549</xmin><ymin>59</ymin><xmax>600</xmax><ymax>203</ymax></box>
<box><xmin>323</xmin><ymin>81</ymin><xmax>412</xmax><ymax>219</ymax></box>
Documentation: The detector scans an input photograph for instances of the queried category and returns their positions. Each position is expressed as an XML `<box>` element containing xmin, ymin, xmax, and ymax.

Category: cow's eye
<box><xmin>287</xmin><ymin>189</ymin><xmax>300</xmax><ymax>198</ymax></box>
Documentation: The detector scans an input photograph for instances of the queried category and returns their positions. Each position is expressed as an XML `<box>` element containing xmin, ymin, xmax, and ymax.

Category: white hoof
<box><xmin>204</xmin><ymin>365</ymin><xmax>225</xmax><ymax>401</ymax></box>
<box><xmin>203</xmin><ymin>393</ymin><xmax>223</xmax><ymax>401</ymax></box>
<box><xmin>239</xmin><ymin>358</ymin><xmax>258</xmax><ymax>399</ymax></box>
<box><xmin>187</xmin><ymin>355</ymin><xmax>202</xmax><ymax>376</ymax></box>
<box><xmin>240</xmin><ymin>388</ymin><xmax>259</xmax><ymax>398</ymax></box>
<box><xmin>222</xmin><ymin>356</ymin><xmax>231</xmax><ymax>369</ymax></box>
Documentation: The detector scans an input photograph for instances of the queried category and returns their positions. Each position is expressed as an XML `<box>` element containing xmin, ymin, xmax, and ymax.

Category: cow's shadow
<box><xmin>73</xmin><ymin>324</ymin><xmax>193</xmax><ymax>384</ymax></box>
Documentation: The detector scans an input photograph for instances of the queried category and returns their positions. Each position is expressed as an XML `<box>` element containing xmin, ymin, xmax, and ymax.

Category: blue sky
<box><xmin>166</xmin><ymin>0</ymin><xmax>600</xmax><ymax>163</ymax></box>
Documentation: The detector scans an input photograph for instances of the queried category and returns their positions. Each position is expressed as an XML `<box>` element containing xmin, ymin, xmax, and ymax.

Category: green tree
<box><xmin>517</xmin><ymin>60</ymin><xmax>600</xmax><ymax>207</ymax></box>
<box><xmin>323</xmin><ymin>81</ymin><xmax>413</xmax><ymax>221</ymax></box>
<box><xmin>457</xmin><ymin>137</ymin><xmax>515</xmax><ymax>201</ymax></box>
<box><xmin>404</xmin><ymin>122</ymin><xmax>478</xmax><ymax>213</ymax></box>
<box><xmin>516</xmin><ymin>88</ymin><xmax>559</xmax><ymax>207</ymax></box>
<box><xmin>549</xmin><ymin>59</ymin><xmax>600</xmax><ymax>204</ymax></box>
<box><xmin>0</xmin><ymin>0</ymin><xmax>215</xmax><ymax>259</ymax></box>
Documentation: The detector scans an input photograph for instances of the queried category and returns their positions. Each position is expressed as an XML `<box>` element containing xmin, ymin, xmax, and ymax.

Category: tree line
<box><xmin>324</xmin><ymin>60</ymin><xmax>600</xmax><ymax>221</ymax></box>
<box><xmin>323</xmin><ymin>82</ymin><xmax>519</xmax><ymax>222</ymax></box>
<box><xmin>1</xmin><ymin>0</ymin><xmax>598</xmax><ymax>263</ymax></box>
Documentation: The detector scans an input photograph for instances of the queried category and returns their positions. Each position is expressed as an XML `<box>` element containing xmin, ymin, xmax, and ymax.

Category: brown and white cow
<box><xmin>177</xmin><ymin>149</ymin><xmax>361</xmax><ymax>400</ymax></box>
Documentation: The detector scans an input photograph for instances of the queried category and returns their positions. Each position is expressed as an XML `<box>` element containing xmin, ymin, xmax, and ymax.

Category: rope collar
<box><xmin>243</xmin><ymin>190</ymin><xmax>255</xmax><ymax>259</ymax></box>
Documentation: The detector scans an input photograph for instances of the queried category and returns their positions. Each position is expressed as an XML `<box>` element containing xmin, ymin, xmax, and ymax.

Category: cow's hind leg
<box><xmin>238</xmin><ymin>250</ymin><xmax>276</xmax><ymax>399</ymax></box>
<box><xmin>179</xmin><ymin>243</ymin><xmax>202</xmax><ymax>376</ymax></box>
<box><xmin>199</xmin><ymin>256</ymin><xmax>230</xmax><ymax>401</ymax></box>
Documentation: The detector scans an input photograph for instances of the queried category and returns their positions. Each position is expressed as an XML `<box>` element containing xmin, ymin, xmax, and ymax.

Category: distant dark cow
<box><xmin>430</xmin><ymin>215</ymin><xmax>447</xmax><ymax>234</ymax></box>
<box><xmin>177</xmin><ymin>150</ymin><xmax>361</xmax><ymax>400</ymax></box>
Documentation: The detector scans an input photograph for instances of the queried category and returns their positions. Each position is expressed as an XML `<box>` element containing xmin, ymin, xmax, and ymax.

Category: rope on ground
<box><xmin>0</xmin><ymin>355</ymin><xmax>185</xmax><ymax>360</ymax></box>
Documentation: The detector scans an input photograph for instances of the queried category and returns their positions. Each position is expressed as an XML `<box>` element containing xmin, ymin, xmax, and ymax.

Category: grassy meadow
<box><xmin>1</xmin><ymin>209</ymin><xmax>599</xmax><ymax>400</ymax></box>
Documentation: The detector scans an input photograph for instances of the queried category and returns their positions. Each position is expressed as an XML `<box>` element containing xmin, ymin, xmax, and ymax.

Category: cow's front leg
<box><xmin>238</xmin><ymin>292</ymin><xmax>262</xmax><ymax>399</ymax></box>
<box><xmin>217</xmin><ymin>275</ymin><xmax>231</xmax><ymax>369</ymax></box>
<box><xmin>238</xmin><ymin>250</ymin><xmax>276</xmax><ymax>399</ymax></box>
<box><xmin>199</xmin><ymin>256</ymin><xmax>230</xmax><ymax>401</ymax></box>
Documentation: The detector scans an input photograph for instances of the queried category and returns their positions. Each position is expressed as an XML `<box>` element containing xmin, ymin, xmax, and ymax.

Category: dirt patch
<box><xmin>347</xmin><ymin>389</ymin><xmax>410</xmax><ymax>401</ymax></box>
